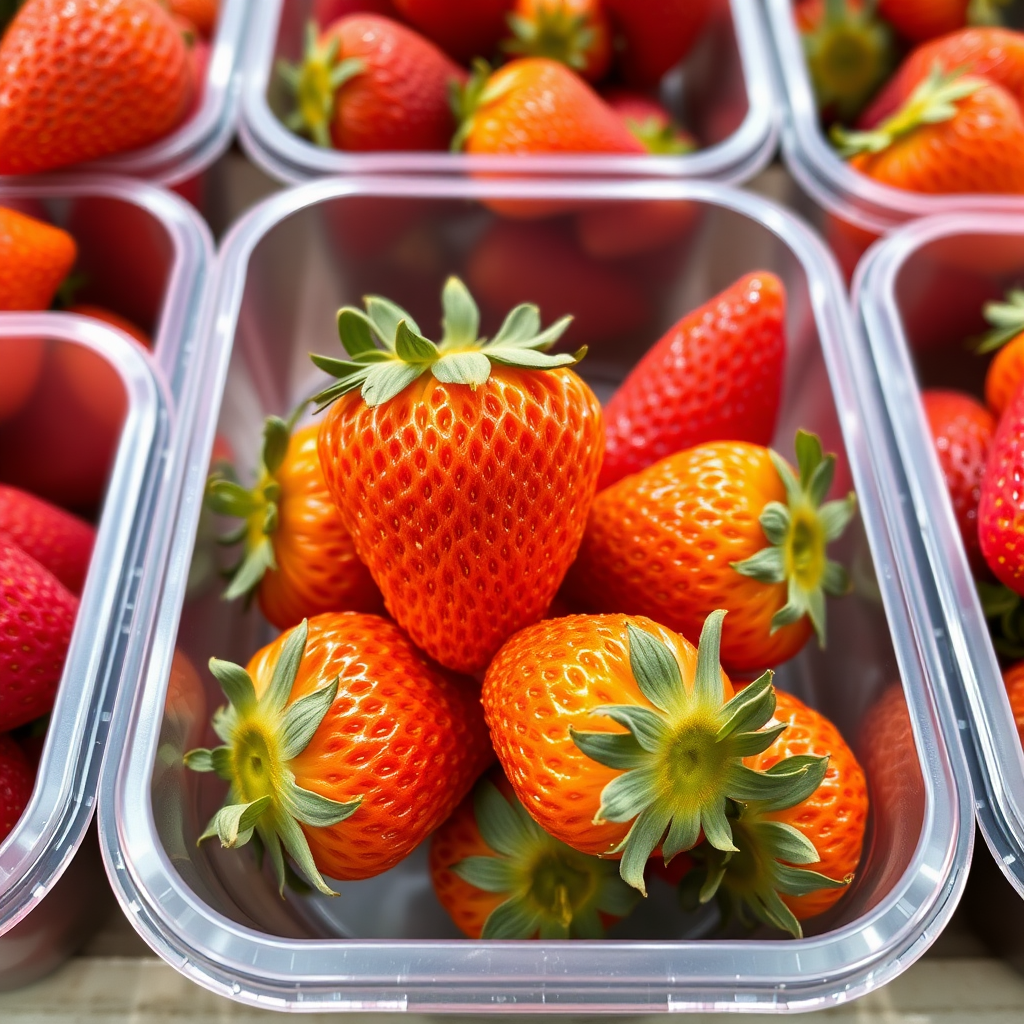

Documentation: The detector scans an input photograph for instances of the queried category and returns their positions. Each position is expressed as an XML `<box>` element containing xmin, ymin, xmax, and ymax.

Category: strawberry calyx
<box><xmin>978</xmin><ymin>579</ymin><xmax>1024</xmax><ymax>660</ymax></box>
<box><xmin>831</xmin><ymin>63</ymin><xmax>985</xmax><ymax>158</ymax></box>
<box><xmin>680</xmin><ymin>796</ymin><xmax>849</xmax><ymax>939</ymax></box>
<box><xmin>967</xmin><ymin>0</ymin><xmax>1010</xmax><ymax>25</ymax></box>
<box><xmin>310</xmin><ymin>275</ymin><xmax>585</xmax><ymax>410</ymax></box>
<box><xmin>278</xmin><ymin>20</ymin><xmax>365</xmax><ymax>148</ymax></box>
<box><xmin>732</xmin><ymin>430</ymin><xmax>856</xmax><ymax>646</ymax></box>
<box><xmin>624</xmin><ymin>115</ymin><xmax>696</xmax><ymax>156</ymax></box>
<box><xmin>184</xmin><ymin>620</ymin><xmax>361</xmax><ymax>896</ymax></box>
<box><xmin>502</xmin><ymin>4</ymin><xmax>596</xmax><ymax>74</ymax></box>
<box><xmin>975</xmin><ymin>289</ymin><xmax>1024</xmax><ymax>354</ymax></box>
<box><xmin>450</xmin><ymin>59</ymin><xmax>517</xmax><ymax>152</ymax></box>
<box><xmin>569</xmin><ymin>612</ymin><xmax>829</xmax><ymax>895</ymax></box>
<box><xmin>204</xmin><ymin>410</ymin><xmax>303</xmax><ymax>603</ymax></box>
<box><xmin>454</xmin><ymin>778</ymin><xmax>639</xmax><ymax>938</ymax></box>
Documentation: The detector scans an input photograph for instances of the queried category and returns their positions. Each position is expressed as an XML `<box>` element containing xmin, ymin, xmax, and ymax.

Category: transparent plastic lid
<box><xmin>238</xmin><ymin>0</ymin><xmax>777</xmax><ymax>185</ymax></box>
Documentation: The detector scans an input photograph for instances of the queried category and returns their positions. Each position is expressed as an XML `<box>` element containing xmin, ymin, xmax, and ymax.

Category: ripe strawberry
<box><xmin>599</xmin><ymin>272</ymin><xmax>786</xmax><ymax>490</ymax></box>
<box><xmin>429</xmin><ymin>770</ymin><xmax>639</xmax><ymax>938</ymax></box>
<box><xmin>977</xmin><ymin>289</ymin><xmax>1024</xmax><ymax>417</ymax></box>
<box><xmin>568</xmin><ymin>432</ymin><xmax>857</xmax><ymax>674</ymax></box>
<box><xmin>832</xmin><ymin>68</ymin><xmax>1024</xmax><ymax>196</ymax></box>
<box><xmin>451</xmin><ymin>58</ymin><xmax>646</xmax><ymax>157</ymax></box>
<box><xmin>314</xmin><ymin>0</ymin><xmax>397</xmax><ymax>27</ymax></box>
<box><xmin>503</xmin><ymin>0</ymin><xmax>612</xmax><ymax>83</ymax></box>
<box><xmin>392</xmin><ymin>0</ymin><xmax>512</xmax><ymax>63</ymax></box>
<box><xmin>859</xmin><ymin>27</ymin><xmax>1024</xmax><ymax>128</ymax></box>
<box><xmin>922</xmin><ymin>389</ymin><xmax>994</xmax><ymax>574</ymax></box>
<box><xmin>165</xmin><ymin>0</ymin><xmax>217</xmax><ymax>37</ymax></box>
<box><xmin>0</xmin><ymin>734</ymin><xmax>34</xmax><ymax>844</ymax></box>
<box><xmin>877</xmin><ymin>0</ymin><xmax>1006</xmax><ymax>45</ymax></box>
<box><xmin>312</xmin><ymin>276</ymin><xmax>604</xmax><ymax>674</ymax></box>
<box><xmin>0</xmin><ymin>537</ymin><xmax>78</xmax><ymax>732</ymax></box>
<box><xmin>0</xmin><ymin>207</ymin><xmax>78</xmax><ymax>313</ymax></box>
<box><xmin>574</xmin><ymin>198</ymin><xmax>700</xmax><ymax>261</ymax></box>
<box><xmin>482</xmin><ymin>610</ymin><xmax>829</xmax><ymax>892</ymax></box>
<box><xmin>279</xmin><ymin>15</ymin><xmax>465</xmax><ymax>151</ymax></box>
<box><xmin>0</xmin><ymin>486</ymin><xmax>95</xmax><ymax>596</ymax></box>
<box><xmin>185</xmin><ymin>614</ymin><xmax>492</xmax><ymax>892</ymax></box>
<box><xmin>604</xmin><ymin>90</ymin><xmax>696</xmax><ymax>154</ymax></box>
<box><xmin>0</xmin><ymin>0</ymin><xmax>195</xmax><ymax>174</ymax></box>
<box><xmin>205</xmin><ymin>414</ymin><xmax>381</xmax><ymax>630</ymax></box>
<box><xmin>603</xmin><ymin>0</ymin><xmax>713</xmax><ymax>89</ymax></box>
<box><xmin>980</xmin><ymin>383</ymin><xmax>1024</xmax><ymax>594</ymax></box>
<box><xmin>1004</xmin><ymin>661</ymin><xmax>1024</xmax><ymax>747</ymax></box>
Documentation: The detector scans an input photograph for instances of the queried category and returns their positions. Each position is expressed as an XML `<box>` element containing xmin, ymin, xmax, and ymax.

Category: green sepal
<box><xmin>199</xmin><ymin>796</ymin><xmax>272</xmax><ymax>849</ymax></box>
<box><xmin>973</xmin><ymin>289</ymin><xmax>1024</xmax><ymax>355</ymax></box>
<box><xmin>182</xmin><ymin>745</ymin><xmax>233</xmax><ymax>781</ymax></box>
<box><xmin>978</xmin><ymin>579</ymin><xmax>1024</xmax><ymax>660</ymax></box>
<box><xmin>623</xmin><ymin>116</ymin><xmax>697</xmax><ymax>156</ymax></box>
<box><xmin>501</xmin><ymin>4</ymin><xmax>597</xmax><ymax>74</ymax></box>
<box><xmin>450</xmin><ymin>59</ymin><xmax>516</xmax><ymax>153</ymax></box>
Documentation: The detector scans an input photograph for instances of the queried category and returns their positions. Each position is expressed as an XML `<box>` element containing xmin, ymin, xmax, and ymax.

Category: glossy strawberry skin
<box><xmin>392</xmin><ymin>0</ymin><xmax>513</xmax><ymax>63</ymax></box>
<box><xmin>0</xmin><ymin>734</ymin><xmax>34</xmax><ymax>844</ymax></box>
<box><xmin>0</xmin><ymin>486</ymin><xmax>95</xmax><ymax>596</ymax></box>
<box><xmin>986</xmin><ymin>333</ymin><xmax>1024</xmax><ymax>418</ymax></box>
<box><xmin>0</xmin><ymin>0</ymin><xmax>194</xmax><ymax>174</ymax></box>
<box><xmin>980</xmin><ymin>383</ymin><xmax>1024</xmax><ymax>594</ymax></box>
<box><xmin>317</xmin><ymin>368</ymin><xmax>604</xmax><ymax>673</ymax></box>
<box><xmin>922</xmin><ymin>389</ymin><xmax>995</xmax><ymax>575</ymax></box>
<box><xmin>245</xmin><ymin>612</ymin><xmax>492</xmax><ymax>881</ymax></box>
<box><xmin>877</xmin><ymin>0</ymin><xmax>970</xmax><ymax>44</ymax></box>
<box><xmin>0</xmin><ymin>207</ymin><xmax>78</xmax><ymax>312</ymax></box>
<box><xmin>599</xmin><ymin>272</ymin><xmax>786</xmax><ymax>490</ymax></box>
<box><xmin>0</xmin><ymin>537</ymin><xmax>78</xmax><ymax>732</ymax></box>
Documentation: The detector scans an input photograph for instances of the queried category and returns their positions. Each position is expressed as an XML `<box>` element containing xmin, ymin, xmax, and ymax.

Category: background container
<box><xmin>99</xmin><ymin>177</ymin><xmax>973</xmax><ymax>1013</ymax></box>
<box><xmin>854</xmin><ymin>215</ymin><xmax>1024</xmax><ymax>902</ymax></box>
<box><xmin>238</xmin><ymin>0</ymin><xmax>777</xmax><ymax>185</ymax></box>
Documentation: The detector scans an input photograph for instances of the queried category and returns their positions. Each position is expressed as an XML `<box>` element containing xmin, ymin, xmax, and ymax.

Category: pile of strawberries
<box><xmin>278</xmin><ymin>0</ymin><xmax>711</xmax><ymax>157</ymax></box>
<box><xmin>184</xmin><ymin>272</ymin><xmax>871</xmax><ymax>941</ymax></box>
<box><xmin>0</xmin><ymin>0</ymin><xmax>218</xmax><ymax>175</ymax></box>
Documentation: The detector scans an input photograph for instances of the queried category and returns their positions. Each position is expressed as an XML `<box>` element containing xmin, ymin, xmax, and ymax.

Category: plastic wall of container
<box><xmin>0</xmin><ymin>319</ymin><xmax>170</xmax><ymax>989</ymax></box>
<box><xmin>764</xmin><ymin>0</ymin><xmax>1024</xmax><ymax>239</ymax></box>
<box><xmin>854</xmin><ymin>215</ymin><xmax>1024</xmax><ymax>900</ymax></box>
<box><xmin>0</xmin><ymin>0</ymin><xmax>247</xmax><ymax>187</ymax></box>
<box><xmin>238</xmin><ymin>0</ymin><xmax>777</xmax><ymax>185</ymax></box>
<box><xmin>97</xmin><ymin>177</ymin><xmax>974</xmax><ymax>1014</ymax></box>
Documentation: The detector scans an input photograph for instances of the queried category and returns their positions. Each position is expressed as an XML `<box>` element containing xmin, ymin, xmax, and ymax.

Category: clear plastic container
<box><xmin>764</xmin><ymin>0</ymin><xmax>1024</xmax><ymax>239</ymax></box>
<box><xmin>0</xmin><ymin>318</ymin><xmax>169</xmax><ymax>988</ymax></box>
<box><xmin>0</xmin><ymin>0</ymin><xmax>247</xmax><ymax>187</ymax></box>
<box><xmin>238</xmin><ymin>0</ymin><xmax>778</xmax><ymax>185</ymax></box>
<box><xmin>854</xmin><ymin>214</ymin><xmax>1024</xmax><ymax>901</ymax></box>
<box><xmin>97</xmin><ymin>177</ymin><xmax>975</xmax><ymax>1013</ymax></box>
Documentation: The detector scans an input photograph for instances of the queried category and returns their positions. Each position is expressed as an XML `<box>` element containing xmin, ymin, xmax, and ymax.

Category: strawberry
<box><xmin>451</xmin><ymin>58</ymin><xmax>646</xmax><ymax>157</ymax></box>
<box><xmin>391</xmin><ymin>0</ymin><xmax>513</xmax><ymax>63</ymax></box>
<box><xmin>1004</xmin><ymin>660</ymin><xmax>1024</xmax><ymax>747</ymax></box>
<box><xmin>205</xmin><ymin>414</ymin><xmax>381</xmax><ymax>630</ymax></box>
<box><xmin>0</xmin><ymin>0</ymin><xmax>195</xmax><ymax>174</ymax></box>
<box><xmin>568</xmin><ymin>431</ymin><xmax>857</xmax><ymax>675</ymax></box>
<box><xmin>314</xmin><ymin>0</ymin><xmax>397</xmax><ymax>27</ymax></box>
<box><xmin>311</xmin><ymin>276</ymin><xmax>604</xmax><ymax>674</ymax></box>
<box><xmin>598</xmin><ymin>272</ymin><xmax>787</xmax><ymax>490</ymax></box>
<box><xmin>165</xmin><ymin>0</ymin><xmax>217</xmax><ymax>37</ymax></box>
<box><xmin>877</xmin><ymin>0</ymin><xmax>1007</xmax><ymax>45</ymax></box>
<box><xmin>832</xmin><ymin>67</ymin><xmax>1024</xmax><ymax>196</ymax></box>
<box><xmin>279</xmin><ymin>15</ymin><xmax>465</xmax><ymax>151</ymax></box>
<box><xmin>0</xmin><ymin>485</ymin><xmax>95</xmax><ymax>596</ymax></box>
<box><xmin>429</xmin><ymin>770</ymin><xmax>639</xmax><ymax>938</ymax></box>
<box><xmin>66</xmin><ymin>305</ymin><xmax>152</xmax><ymax>349</ymax></box>
<box><xmin>184</xmin><ymin>614</ymin><xmax>491</xmax><ymax>892</ymax></box>
<box><xmin>0</xmin><ymin>536</ymin><xmax>78</xmax><ymax>732</ymax></box>
<box><xmin>482</xmin><ymin>610</ymin><xmax>829</xmax><ymax>892</ymax></box>
<box><xmin>503</xmin><ymin>0</ymin><xmax>612</xmax><ymax>83</ymax></box>
<box><xmin>980</xmin><ymin>382</ymin><xmax>1024</xmax><ymax>595</ymax></box>
<box><xmin>0</xmin><ymin>734</ymin><xmax>34</xmax><ymax>844</ymax></box>
<box><xmin>922</xmin><ymin>389</ymin><xmax>994</xmax><ymax>575</ymax></box>
<box><xmin>977</xmin><ymin>289</ymin><xmax>1024</xmax><ymax>417</ymax></box>
<box><xmin>574</xmin><ymin>198</ymin><xmax>700</xmax><ymax>261</ymax></box>
<box><xmin>0</xmin><ymin>207</ymin><xmax>78</xmax><ymax>313</ymax></box>
<box><xmin>603</xmin><ymin>91</ymin><xmax>697</xmax><ymax>155</ymax></box>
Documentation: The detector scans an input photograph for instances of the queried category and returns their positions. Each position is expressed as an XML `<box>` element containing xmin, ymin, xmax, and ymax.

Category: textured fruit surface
<box><xmin>481</xmin><ymin>613</ymin><xmax>732</xmax><ymax>857</ymax></box>
<box><xmin>599</xmin><ymin>272</ymin><xmax>786</xmax><ymax>490</ymax></box>
<box><xmin>243</xmin><ymin>613</ymin><xmax>492</xmax><ymax>881</ymax></box>
<box><xmin>0</xmin><ymin>0</ymin><xmax>194</xmax><ymax>174</ymax></box>
<box><xmin>0</xmin><ymin>734</ymin><xmax>34</xmax><ymax>844</ymax></box>
<box><xmin>922</xmin><ymin>389</ymin><xmax>994</xmax><ymax>573</ymax></box>
<box><xmin>0</xmin><ymin>207</ymin><xmax>78</xmax><ymax>312</ymax></box>
<box><xmin>745</xmin><ymin>689</ymin><xmax>868</xmax><ymax>919</ymax></box>
<box><xmin>505</xmin><ymin>0</ymin><xmax>612</xmax><ymax>82</ymax></box>
<box><xmin>0</xmin><ymin>536</ymin><xmax>78</xmax><ymax>732</ymax></box>
<box><xmin>877</xmin><ymin>0</ymin><xmax>969</xmax><ymax>44</ymax></box>
<box><xmin>1004</xmin><ymin>660</ymin><xmax>1024</xmax><ymax>747</ymax></box>
<box><xmin>986</xmin><ymin>333</ymin><xmax>1024</xmax><ymax>417</ymax></box>
<box><xmin>980</xmin><ymin>384</ymin><xmax>1024</xmax><ymax>594</ymax></box>
<box><xmin>393</xmin><ymin>0</ymin><xmax>513</xmax><ymax>63</ymax></box>
<box><xmin>0</xmin><ymin>485</ymin><xmax>95</xmax><ymax>595</ymax></box>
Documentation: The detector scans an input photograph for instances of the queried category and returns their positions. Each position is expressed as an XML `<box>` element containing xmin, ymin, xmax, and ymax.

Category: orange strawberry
<box><xmin>977</xmin><ymin>289</ymin><xmax>1024</xmax><ymax>417</ymax></box>
<box><xmin>0</xmin><ymin>207</ymin><xmax>78</xmax><ymax>312</ymax></box>
<box><xmin>311</xmin><ymin>276</ymin><xmax>604</xmax><ymax>674</ymax></box>
<box><xmin>482</xmin><ymin>610</ymin><xmax>829</xmax><ymax>892</ymax></box>
<box><xmin>832</xmin><ymin>67</ymin><xmax>1024</xmax><ymax>196</ymax></box>
<box><xmin>503</xmin><ymin>0</ymin><xmax>612</xmax><ymax>82</ymax></box>
<box><xmin>1004</xmin><ymin>661</ymin><xmax>1024</xmax><ymax>747</ymax></box>
<box><xmin>451</xmin><ymin>58</ymin><xmax>646</xmax><ymax>156</ymax></box>
<box><xmin>204</xmin><ymin>413</ymin><xmax>381</xmax><ymax>630</ymax></box>
<box><xmin>567</xmin><ymin>432</ymin><xmax>857</xmax><ymax>675</ymax></box>
<box><xmin>877</xmin><ymin>0</ymin><xmax>1007</xmax><ymax>45</ymax></box>
<box><xmin>279</xmin><ymin>16</ymin><xmax>465</xmax><ymax>151</ymax></box>
<box><xmin>0</xmin><ymin>0</ymin><xmax>194</xmax><ymax>174</ymax></box>
<box><xmin>392</xmin><ymin>0</ymin><xmax>513</xmax><ymax>64</ymax></box>
<box><xmin>429</xmin><ymin>770</ymin><xmax>638</xmax><ymax>938</ymax></box>
<box><xmin>184</xmin><ymin>614</ymin><xmax>492</xmax><ymax>892</ymax></box>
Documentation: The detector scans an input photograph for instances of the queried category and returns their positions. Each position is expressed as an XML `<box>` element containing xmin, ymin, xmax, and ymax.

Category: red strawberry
<box><xmin>314</xmin><ymin>0</ymin><xmax>397</xmax><ymax>27</ymax></box>
<box><xmin>391</xmin><ymin>0</ymin><xmax>513</xmax><ymax>63</ymax></box>
<box><xmin>0</xmin><ymin>486</ymin><xmax>95</xmax><ymax>596</ymax></box>
<box><xmin>0</xmin><ymin>735</ymin><xmax>34</xmax><ymax>844</ymax></box>
<box><xmin>877</xmin><ymin>0</ymin><xmax>1003</xmax><ymax>45</ymax></box>
<box><xmin>599</xmin><ymin>272</ymin><xmax>786</xmax><ymax>490</ymax></box>
<box><xmin>604</xmin><ymin>90</ymin><xmax>697</xmax><ymax>154</ymax></box>
<box><xmin>922</xmin><ymin>390</ymin><xmax>994</xmax><ymax>575</ymax></box>
<box><xmin>980</xmin><ymin>382</ymin><xmax>1024</xmax><ymax>594</ymax></box>
<box><xmin>0</xmin><ymin>537</ymin><xmax>78</xmax><ymax>732</ymax></box>
<box><xmin>279</xmin><ymin>15</ymin><xmax>466</xmax><ymax>151</ymax></box>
